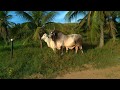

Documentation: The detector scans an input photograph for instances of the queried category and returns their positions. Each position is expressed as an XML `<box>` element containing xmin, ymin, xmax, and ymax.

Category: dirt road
<box><xmin>56</xmin><ymin>65</ymin><xmax>120</xmax><ymax>79</ymax></box>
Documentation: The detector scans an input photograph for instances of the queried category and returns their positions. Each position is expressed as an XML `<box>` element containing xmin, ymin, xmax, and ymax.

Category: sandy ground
<box><xmin>55</xmin><ymin>65</ymin><xmax>120</xmax><ymax>79</ymax></box>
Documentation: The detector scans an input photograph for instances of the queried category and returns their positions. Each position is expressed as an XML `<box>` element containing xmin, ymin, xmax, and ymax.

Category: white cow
<box><xmin>49</xmin><ymin>30</ymin><xmax>83</xmax><ymax>54</ymax></box>
<box><xmin>41</xmin><ymin>33</ymin><xmax>57</xmax><ymax>52</ymax></box>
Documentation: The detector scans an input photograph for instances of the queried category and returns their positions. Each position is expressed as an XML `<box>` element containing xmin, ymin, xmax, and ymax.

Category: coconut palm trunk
<box><xmin>111</xmin><ymin>28</ymin><xmax>116</xmax><ymax>42</ymax></box>
<box><xmin>110</xmin><ymin>20</ymin><xmax>116</xmax><ymax>42</ymax></box>
<box><xmin>99</xmin><ymin>24</ymin><xmax>104</xmax><ymax>48</ymax></box>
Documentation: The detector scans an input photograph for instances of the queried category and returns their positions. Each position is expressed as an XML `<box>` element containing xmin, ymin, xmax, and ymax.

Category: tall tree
<box><xmin>0</xmin><ymin>11</ymin><xmax>13</xmax><ymax>45</ymax></box>
<box><xmin>65</xmin><ymin>11</ymin><xmax>118</xmax><ymax>48</ymax></box>
<box><xmin>15</xmin><ymin>11</ymin><xmax>58</xmax><ymax>48</ymax></box>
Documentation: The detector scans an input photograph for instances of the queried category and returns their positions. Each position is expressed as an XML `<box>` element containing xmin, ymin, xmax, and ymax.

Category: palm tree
<box><xmin>65</xmin><ymin>11</ymin><xmax>89</xmax><ymax>29</ymax></box>
<box><xmin>65</xmin><ymin>11</ymin><xmax>118</xmax><ymax>48</ymax></box>
<box><xmin>65</xmin><ymin>11</ymin><xmax>95</xmax><ymax>43</ymax></box>
<box><xmin>15</xmin><ymin>11</ymin><xmax>58</xmax><ymax>48</ymax></box>
<box><xmin>105</xmin><ymin>11</ymin><xmax>119</xmax><ymax>42</ymax></box>
<box><xmin>93</xmin><ymin>11</ymin><xmax>105</xmax><ymax>48</ymax></box>
<box><xmin>0</xmin><ymin>11</ymin><xmax>14</xmax><ymax>45</ymax></box>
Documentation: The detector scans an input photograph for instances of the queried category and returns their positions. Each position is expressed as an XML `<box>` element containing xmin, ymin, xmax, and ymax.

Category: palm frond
<box><xmin>30</xmin><ymin>11</ymin><xmax>47</xmax><ymax>26</ymax></box>
<box><xmin>41</xmin><ymin>11</ymin><xmax>58</xmax><ymax>26</ymax></box>
<box><xmin>76</xmin><ymin>14</ymin><xmax>88</xmax><ymax>29</ymax></box>
<box><xmin>33</xmin><ymin>27</ymin><xmax>41</xmax><ymax>41</ymax></box>
<box><xmin>64</xmin><ymin>11</ymin><xmax>74</xmax><ymax>22</ymax></box>
<box><xmin>65</xmin><ymin>11</ymin><xmax>86</xmax><ymax>22</ymax></box>
<box><xmin>0</xmin><ymin>11</ymin><xmax>6</xmax><ymax>19</ymax></box>
<box><xmin>15</xmin><ymin>11</ymin><xmax>33</xmax><ymax>21</ymax></box>
<box><xmin>6</xmin><ymin>15</ymin><xmax>12</xmax><ymax>20</ymax></box>
<box><xmin>23</xmin><ymin>34</ymin><xmax>33</xmax><ymax>45</ymax></box>
<box><xmin>90</xmin><ymin>11</ymin><xmax>100</xmax><ymax>43</ymax></box>
<box><xmin>87</xmin><ymin>11</ymin><xmax>92</xmax><ymax>30</ymax></box>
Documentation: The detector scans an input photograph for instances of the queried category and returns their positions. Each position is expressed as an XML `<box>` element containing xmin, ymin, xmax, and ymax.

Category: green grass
<box><xmin>0</xmin><ymin>39</ymin><xmax>120</xmax><ymax>79</ymax></box>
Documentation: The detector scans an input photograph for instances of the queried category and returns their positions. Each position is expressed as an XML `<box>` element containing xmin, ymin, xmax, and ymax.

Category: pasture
<box><xmin>0</xmin><ymin>39</ymin><xmax>120</xmax><ymax>79</ymax></box>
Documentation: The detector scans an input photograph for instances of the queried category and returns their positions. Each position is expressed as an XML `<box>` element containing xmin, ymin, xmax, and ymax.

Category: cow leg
<box><xmin>75</xmin><ymin>46</ymin><xmax>78</xmax><ymax>53</ymax></box>
<box><xmin>80</xmin><ymin>46</ymin><xmax>83</xmax><ymax>53</ymax></box>
<box><xmin>66</xmin><ymin>47</ymin><xmax>68</xmax><ymax>53</ymax></box>
<box><xmin>53</xmin><ymin>48</ymin><xmax>56</xmax><ymax>53</ymax></box>
<box><xmin>61</xmin><ymin>46</ymin><xmax>64</xmax><ymax>55</ymax></box>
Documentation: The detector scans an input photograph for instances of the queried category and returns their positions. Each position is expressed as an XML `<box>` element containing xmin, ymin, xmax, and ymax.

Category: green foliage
<box><xmin>33</xmin><ymin>27</ymin><xmax>41</xmax><ymax>41</ymax></box>
<box><xmin>45</xmin><ymin>22</ymin><xmax>80</xmax><ymax>34</ymax></box>
<box><xmin>90</xmin><ymin>11</ymin><xmax>100</xmax><ymax>44</ymax></box>
<box><xmin>65</xmin><ymin>11</ymin><xmax>86</xmax><ymax>22</ymax></box>
<box><xmin>0</xmin><ymin>39</ymin><xmax>120</xmax><ymax>79</ymax></box>
<box><xmin>0</xmin><ymin>11</ymin><xmax>13</xmax><ymax>45</ymax></box>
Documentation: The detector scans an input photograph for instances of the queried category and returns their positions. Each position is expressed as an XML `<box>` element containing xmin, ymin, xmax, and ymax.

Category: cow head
<box><xmin>41</xmin><ymin>33</ymin><xmax>48</xmax><ymax>40</ymax></box>
<box><xmin>49</xmin><ymin>30</ymin><xmax>60</xmax><ymax>41</ymax></box>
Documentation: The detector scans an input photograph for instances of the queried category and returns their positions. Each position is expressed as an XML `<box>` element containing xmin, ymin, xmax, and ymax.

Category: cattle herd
<box><xmin>41</xmin><ymin>30</ymin><xmax>83</xmax><ymax>55</ymax></box>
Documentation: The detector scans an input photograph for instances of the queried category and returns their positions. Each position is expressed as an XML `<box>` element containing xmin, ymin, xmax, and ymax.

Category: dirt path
<box><xmin>56</xmin><ymin>65</ymin><xmax>120</xmax><ymax>79</ymax></box>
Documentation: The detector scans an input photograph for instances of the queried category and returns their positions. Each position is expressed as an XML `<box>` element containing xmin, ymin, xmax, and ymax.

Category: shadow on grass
<box><xmin>83</xmin><ymin>42</ymin><xmax>97</xmax><ymax>52</ymax></box>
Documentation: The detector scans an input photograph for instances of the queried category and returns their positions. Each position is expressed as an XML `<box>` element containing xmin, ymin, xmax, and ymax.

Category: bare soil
<box><xmin>56</xmin><ymin>65</ymin><xmax>120</xmax><ymax>79</ymax></box>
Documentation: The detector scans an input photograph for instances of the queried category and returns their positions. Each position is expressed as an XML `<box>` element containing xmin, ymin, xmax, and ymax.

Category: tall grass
<box><xmin>0</xmin><ymin>39</ymin><xmax>120</xmax><ymax>79</ymax></box>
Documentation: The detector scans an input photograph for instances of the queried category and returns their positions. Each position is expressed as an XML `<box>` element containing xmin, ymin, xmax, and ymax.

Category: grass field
<box><xmin>0</xmin><ymin>39</ymin><xmax>120</xmax><ymax>79</ymax></box>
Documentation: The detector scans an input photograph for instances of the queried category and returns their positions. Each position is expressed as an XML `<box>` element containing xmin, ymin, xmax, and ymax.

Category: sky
<box><xmin>9</xmin><ymin>11</ymin><xmax>84</xmax><ymax>24</ymax></box>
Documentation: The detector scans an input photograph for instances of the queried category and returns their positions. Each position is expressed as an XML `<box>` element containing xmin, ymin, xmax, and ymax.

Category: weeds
<box><xmin>0</xmin><ymin>39</ymin><xmax>120</xmax><ymax>78</ymax></box>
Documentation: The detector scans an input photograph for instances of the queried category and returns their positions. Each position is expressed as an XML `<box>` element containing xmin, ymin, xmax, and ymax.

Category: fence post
<box><xmin>11</xmin><ymin>39</ymin><xmax>13</xmax><ymax>59</ymax></box>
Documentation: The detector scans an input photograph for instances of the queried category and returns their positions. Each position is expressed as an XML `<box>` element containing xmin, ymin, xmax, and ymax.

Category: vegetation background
<box><xmin>0</xmin><ymin>11</ymin><xmax>120</xmax><ymax>79</ymax></box>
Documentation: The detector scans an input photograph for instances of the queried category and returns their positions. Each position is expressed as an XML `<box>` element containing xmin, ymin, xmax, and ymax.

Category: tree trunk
<box><xmin>78</xmin><ymin>14</ymin><xmax>88</xmax><ymax>29</ymax></box>
<box><xmin>110</xmin><ymin>21</ymin><xmax>116</xmax><ymax>42</ymax></box>
<box><xmin>99</xmin><ymin>25</ymin><xmax>104</xmax><ymax>48</ymax></box>
<box><xmin>111</xmin><ymin>28</ymin><xmax>116</xmax><ymax>42</ymax></box>
<box><xmin>40</xmin><ymin>39</ymin><xmax>42</xmax><ymax>48</ymax></box>
<box><xmin>87</xmin><ymin>11</ymin><xmax>92</xmax><ymax>30</ymax></box>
